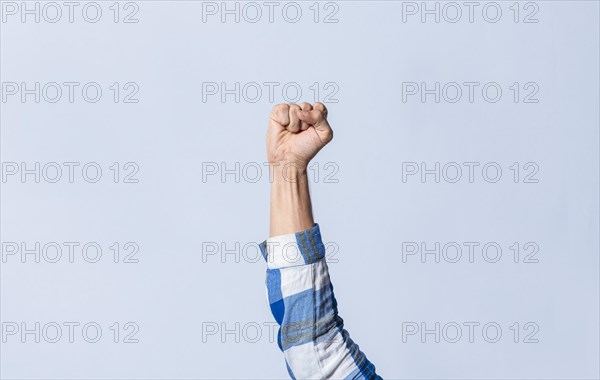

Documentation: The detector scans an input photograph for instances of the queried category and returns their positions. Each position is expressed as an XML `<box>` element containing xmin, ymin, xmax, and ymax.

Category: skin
<box><xmin>266</xmin><ymin>102</ymin><xmax>334</xmax><ymax>237</ymax></box>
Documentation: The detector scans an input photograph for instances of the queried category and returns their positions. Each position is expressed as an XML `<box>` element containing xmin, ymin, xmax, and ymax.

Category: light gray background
<box><xmin>1</xmin><ymin>1</ymin><xmax>599</xmax><ymax>379</ymax></box>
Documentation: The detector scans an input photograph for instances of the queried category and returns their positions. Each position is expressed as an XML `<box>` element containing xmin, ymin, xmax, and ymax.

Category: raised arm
<box><xmin>259</xmin><ymin>103</ymin><xmax>381</xmax><ymax>379</ymax></box>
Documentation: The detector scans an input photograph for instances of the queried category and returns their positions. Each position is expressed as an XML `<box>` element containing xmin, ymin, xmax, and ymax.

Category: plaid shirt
<box><xmin>260</xmin><ymin>224</ymin><xmax>381</xmax><ymax>379</ymax></box>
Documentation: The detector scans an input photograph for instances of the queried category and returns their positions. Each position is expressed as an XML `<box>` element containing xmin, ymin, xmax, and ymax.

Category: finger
<box><xmin>297</xmin><ymin>108</ymin><xmax>333</xmax><ymax>143</ymax></box>
<box><xmin>297</xmin><ymin>109</ymin><xmax>327</xmax><ymax>128</ymax></box>
<box><xmin>313</xmin><ymin>102</ymin><xmax>328</xmax><ymax>118</ymax></box>
<box><xmin>287</xmin><ymin>103</ymin><xmax>301</xmax><ymax>133</ymax></box>
<box><xmin>299</xmin><ymin>102</ymin><xmax>313</xmax><ymax>131</ymax></box>
<box><xmin>269</xmin><ymin>104</ymin><xmax>290</xmax><ymax>129</ymax></box>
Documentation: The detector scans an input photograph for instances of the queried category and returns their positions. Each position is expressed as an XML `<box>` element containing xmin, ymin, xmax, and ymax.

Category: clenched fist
<box><xmin>266</xmin><ymin>102</ymin><xmax>333</xmax><ymax>169</ymax></box>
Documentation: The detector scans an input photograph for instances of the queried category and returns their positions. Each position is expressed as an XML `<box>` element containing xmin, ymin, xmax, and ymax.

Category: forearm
<box><xmin>269</xmin><ymin>164</ymin><xmax>314</xmax><ymax>237</ymax></box>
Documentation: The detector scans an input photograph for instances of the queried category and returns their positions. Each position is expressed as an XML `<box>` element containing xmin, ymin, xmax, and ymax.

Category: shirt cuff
<box><xmin>259</xmin><ymin>224</ymin><xmax>326</xmax><ymax>269</ymax></box>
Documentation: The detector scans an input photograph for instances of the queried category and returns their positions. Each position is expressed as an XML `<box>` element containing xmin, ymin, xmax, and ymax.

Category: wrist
<box><xmin>268</xmin><ymin>161</ymin><xmax>308</xmax><ymax>184</ymax></box>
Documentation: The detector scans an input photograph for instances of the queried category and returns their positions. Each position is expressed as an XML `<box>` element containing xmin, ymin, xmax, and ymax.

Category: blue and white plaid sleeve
<box><xmin>259</xmin><ymin>224</ymin><xmax>382</xmax><ymax>380</ymax></box>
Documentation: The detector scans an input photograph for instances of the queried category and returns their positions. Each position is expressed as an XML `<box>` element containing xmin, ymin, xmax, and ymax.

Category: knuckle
<box><xmin>273</xmin><ymin>103</ymin><xmax>288</xmax><ymax>113</ymax></box>
<box><xmin>300</xmin><ymin>102</ymin><xmax>312</xmax><ymax>110</ymax></box>
<box><xmin>270</xmin><ymin>103</ymin><xmax>290</xmax><ymax>125</ymax></box>
<box><xmin>314</xmin><ymin>102</ymin><xmax>327</xmax><ymax>112</ymax></box>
